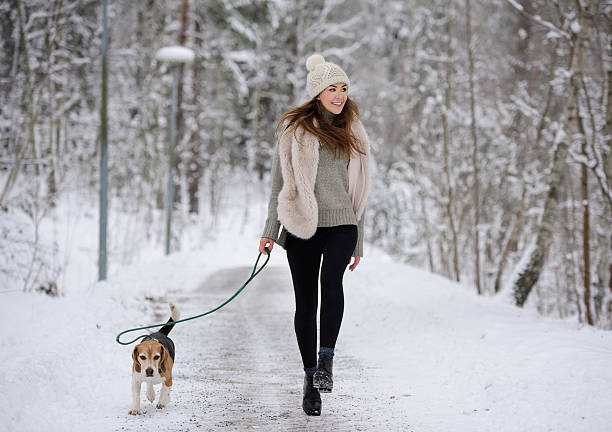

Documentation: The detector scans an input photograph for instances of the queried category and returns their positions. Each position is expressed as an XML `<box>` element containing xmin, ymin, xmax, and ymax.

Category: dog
<box><xmin>129</xmin><ymin>302</ymin><xmax>180</xmax><ymax>415</ymax></box>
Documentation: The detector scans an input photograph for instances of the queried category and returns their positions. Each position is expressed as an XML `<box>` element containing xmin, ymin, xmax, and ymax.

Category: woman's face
<box><xmin>317</xmin><ymin>82</ymin><xmax>348</xmax><ymax>115</ymax></box>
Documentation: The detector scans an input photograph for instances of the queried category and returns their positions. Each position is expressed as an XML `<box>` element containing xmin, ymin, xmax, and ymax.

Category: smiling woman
<box><xmin>257</xmin><ymin>53</ymin><xmax>371</xmax><ymax>417</ymax></box>
<box><xmin>317</xmin><ymin>83</ymin><xmax>348</xmax><ymax>114</ymax></box>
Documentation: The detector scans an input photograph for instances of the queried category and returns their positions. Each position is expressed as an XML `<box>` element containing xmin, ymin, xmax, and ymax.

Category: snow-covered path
<box><xmin>116</xmin><ymin>264</ymin><xmax>410</xmax><ymax>431</ymax></box>
<box><xmin>109</xmin><ymin>254</ymin><xmax>612</xmax><ymax>432</ymax></box>
<box><xmin>3</xmin><ymin>234</ymin><xmax>612</xmax><ymax>432</ymax></box>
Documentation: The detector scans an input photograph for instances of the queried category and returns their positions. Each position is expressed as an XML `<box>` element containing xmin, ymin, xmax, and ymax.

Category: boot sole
<box><xmin>312</xmin><ymin>376</ymin><xmax>333</xmax><ymax>392</ymax></box>
<box><xmin>303</xmin><ymin>407</ymin><xmax>321</xmax><ymax>416</ymax></box>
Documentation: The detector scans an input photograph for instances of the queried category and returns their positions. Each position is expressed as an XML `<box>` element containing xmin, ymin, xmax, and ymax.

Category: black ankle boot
<box><xmin>313</xmin><ymin>355</ymin><xmax>333</xmax><ymax>393</ymax></box>
<box><xmin>302</xmin><ymin>374</ymin><xmax>321</xmax><ymax>416</ymax></box>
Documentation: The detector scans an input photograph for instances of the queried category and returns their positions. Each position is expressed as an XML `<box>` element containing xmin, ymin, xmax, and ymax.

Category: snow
<box><xmin>500</xmin><ymin>237</ymin><xmax>537</xmax><ymax>303</ymax></box>
<box><xmin>554</xmin><ymin>127</ymin><xmax>567</xmax><ymax>147</ymax></box>
<box><xmin>227</xmin><ymin>15</ymin><xmax>258</xmax><ymax>44</ymax></box>
<box><xmin>155</xmin><ymin>46</ymin><xmax>195</xmax><ymax>63</ymax></box>
<box><xmin>2</xmin><ymin>194</ymin><xmax>612</xmax><ymax>431</ymax></box>
<box><xmin>224</xmin><ymin>58</ymin><xmax>249</xmax><ymax>98</ymax></box>
<box><xmin>505</xmin><ymin>0</ymin><xmax>524</xmax><ymax>12</ymax></box>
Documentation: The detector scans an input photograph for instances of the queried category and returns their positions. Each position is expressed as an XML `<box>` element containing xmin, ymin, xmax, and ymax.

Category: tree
<box><xmin>465</xmin><ymin>0</ymin><xmax>481</xmax><ymax>294</ymax></box>
<box><xmin>512</xmin><ymin>0</ymin><xmax>598</xmax><ymax>307</ymax></box>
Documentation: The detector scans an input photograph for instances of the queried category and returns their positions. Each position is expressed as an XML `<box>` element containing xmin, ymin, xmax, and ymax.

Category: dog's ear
<box><xmin>132</xmin><ymin>347</ymin><xmax>141</xmax><ymax>373</ymax></box>
<box><xmin>159</xmin><ymin>345</ymin><xmax>168</xmax><ymax>374</ymax></box>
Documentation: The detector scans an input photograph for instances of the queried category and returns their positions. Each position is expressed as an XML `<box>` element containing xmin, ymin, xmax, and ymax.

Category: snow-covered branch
<box><xmin>503</xmin><ymin>0</ymin><xmax>571</xmax><ymax>40</ymax></box>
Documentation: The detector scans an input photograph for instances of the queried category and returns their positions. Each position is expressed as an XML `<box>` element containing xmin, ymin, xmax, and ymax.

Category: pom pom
<box><xmin>306</xmin><ymin>54</ymin><xmax>325</xmax><ymax>72</ymax></box>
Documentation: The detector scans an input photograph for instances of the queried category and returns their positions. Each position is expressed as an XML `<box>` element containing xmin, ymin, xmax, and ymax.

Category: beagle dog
<box><xmin>129</xmin><ymin>302</ymin><xmax>180</xmax><ymax>415</ymax></box>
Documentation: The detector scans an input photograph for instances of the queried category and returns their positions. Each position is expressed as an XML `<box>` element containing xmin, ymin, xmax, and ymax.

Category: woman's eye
<box><xmin>153</xmin><ymin>355</ymin><xmax>160</xmax><ymax>360</ymax></box>
<box><xmin>139</xmin><ymin>355</ymin><xmax>146</xmax><ymax>360</ymax></box>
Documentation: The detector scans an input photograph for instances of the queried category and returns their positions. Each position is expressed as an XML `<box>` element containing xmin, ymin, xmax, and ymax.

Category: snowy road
<box><xmin>115</xmin><ymin>264</ymin><xmax>411</xmax><ymax>431</ymax></box>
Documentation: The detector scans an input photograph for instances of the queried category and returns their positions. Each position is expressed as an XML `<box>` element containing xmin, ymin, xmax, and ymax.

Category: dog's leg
<box><xmin>156</xmin><ymin>383</ymin><xmax>171</xmax><ymax>409</ymax></box>
<box><xmin>129</xmin><ymin>376</ymin><xmax>142</xmax><ymax>415</ymax></box>
<box><xmin>146</xmin><ymin>381</ymin><xmax>155</xmax><ymax>403</ymax></box>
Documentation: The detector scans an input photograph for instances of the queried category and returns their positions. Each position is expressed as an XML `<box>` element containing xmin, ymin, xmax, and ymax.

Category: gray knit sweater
<box><xmin>262</xmin><ymin>110</ymin><xmax>365</xmax><ymax>257</ymax></box>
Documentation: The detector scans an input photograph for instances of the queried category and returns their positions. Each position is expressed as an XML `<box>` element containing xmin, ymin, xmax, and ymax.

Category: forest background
<box><xmin>1</xmin><ymin>0</ymin><xmax>611</xmax><ymax>328</ymax></box>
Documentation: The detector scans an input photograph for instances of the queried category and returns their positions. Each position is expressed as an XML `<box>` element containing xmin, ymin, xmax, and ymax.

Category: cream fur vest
<box><xmin>277</xmin><ymin>118</ymin><xmax>370</xmax><ymax>239</ymax></box>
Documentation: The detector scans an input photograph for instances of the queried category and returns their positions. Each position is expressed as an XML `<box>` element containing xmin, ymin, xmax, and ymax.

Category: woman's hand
<box><xmin>259</xmin><ymin>237</ymin><xmax>275</xmax><ymax>255</ymax></box>
<box><xmin>348</xmin><ymin>256</ymin><xmax>360</xmax><ymax>271</ymax></box>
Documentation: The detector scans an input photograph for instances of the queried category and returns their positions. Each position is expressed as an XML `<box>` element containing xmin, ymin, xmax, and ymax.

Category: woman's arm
<box><xmin>353</xmin><ymin>209</ymin><xmax>365</xmax><ymax>258</ymax></box>
<box><xmin>261</xmin><ymin>143</ymin><xmax>283</xmax><ymax>240</ymax></box>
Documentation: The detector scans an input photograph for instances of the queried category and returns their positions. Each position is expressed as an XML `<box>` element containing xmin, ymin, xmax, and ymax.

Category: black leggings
<box><xmin>285</xmin><ymin>224</ymin><xmax>358</xmax><ymax>369</ymax></box>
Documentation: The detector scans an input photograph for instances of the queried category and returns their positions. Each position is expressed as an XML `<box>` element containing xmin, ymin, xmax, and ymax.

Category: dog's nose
<box><xmin>145</xmin><ymin>368</ymin><xmax>154</xmax><ymax>376</ymax></box>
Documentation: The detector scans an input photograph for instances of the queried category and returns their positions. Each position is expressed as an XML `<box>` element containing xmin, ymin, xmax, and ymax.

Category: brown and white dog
<box><xmin>129</xmin><ymin>302</ymin><xmax>180</xmax><ymax>415</ymax></box>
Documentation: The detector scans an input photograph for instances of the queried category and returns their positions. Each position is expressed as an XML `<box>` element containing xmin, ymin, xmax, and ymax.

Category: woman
<box><xmin>258</xmin><ymin>54</ymin><xmax>370</xmax><ymax>416</ymax></box>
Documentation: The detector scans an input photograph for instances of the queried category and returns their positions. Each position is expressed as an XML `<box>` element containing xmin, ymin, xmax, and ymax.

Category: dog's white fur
<box><xmin>129</xmin><ymin>302</ymin><xmax>180</xmax><ymax>415</ymax></box>
<box><xmin>277</xmin><ymin>117</ymin><xmax>370</xmax><ymax>239</ymax></box>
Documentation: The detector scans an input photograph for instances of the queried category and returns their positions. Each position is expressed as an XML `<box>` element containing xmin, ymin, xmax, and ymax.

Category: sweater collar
<box><xmin>321</xmin><ymin>109</ymin><xmax>336</xmax><ymax>125</ymax></box>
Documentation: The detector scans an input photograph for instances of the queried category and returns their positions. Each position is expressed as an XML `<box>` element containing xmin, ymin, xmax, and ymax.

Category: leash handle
<box><xmin>115</xmin><ymin>248</ymin><xmax>271</xmax><ymax>346</ymax></box>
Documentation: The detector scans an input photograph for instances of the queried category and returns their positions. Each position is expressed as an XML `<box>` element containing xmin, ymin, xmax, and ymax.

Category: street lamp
<box><xmin>155</xmin><ymin>46</ymin><xmax>195</xmax><ymax>255</ymax></box>
<box><xmin>99</xmin><ymin>0</ymin><xmax>109</xmax><ymax>280</ymax></box>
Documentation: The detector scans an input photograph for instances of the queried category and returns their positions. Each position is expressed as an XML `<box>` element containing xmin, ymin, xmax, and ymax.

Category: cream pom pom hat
<box><xmin>306</xmin><ymin>54</ymin><xmax>350</xmax><ymax>98</ymax></box>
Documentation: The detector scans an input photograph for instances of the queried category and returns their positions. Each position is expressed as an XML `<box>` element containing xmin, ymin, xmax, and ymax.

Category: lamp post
<box><xmin>155</xmin><ymin>46</ymin><xmax>194</xmax><ymax>255</ymax></box>
<box><xmin>98</xmin><ymin>0</ymin><xmax>109</xmax><ymax>280</ymax></box>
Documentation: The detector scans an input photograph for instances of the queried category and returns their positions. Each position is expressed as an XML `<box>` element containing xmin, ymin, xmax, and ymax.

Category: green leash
<box><xmin>115</xmin><ymin>248</ymin><xmax>271</xmax><ymax>346</ymax></box>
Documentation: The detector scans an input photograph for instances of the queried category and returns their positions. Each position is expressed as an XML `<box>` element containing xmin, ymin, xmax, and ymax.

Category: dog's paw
<box><xmin>147</xmin><ymin>391</ymin><xmax>155</xmax><ymax>402</ymax></box>
<box><xmin>128</xmin><ymin>409</ymin><xmax>142</xmax><ymax>415</ymax></box>
<box><xmin>156</xmin><ymin>403</ymin><xmax>165</xmax><ymax>409</ymax></box>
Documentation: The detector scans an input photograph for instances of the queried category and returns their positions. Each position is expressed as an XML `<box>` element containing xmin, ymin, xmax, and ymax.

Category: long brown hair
<box><xmin>275</xmin><ymin>97</ymin><xmax>365</xmax><ymax>159</ymax></box>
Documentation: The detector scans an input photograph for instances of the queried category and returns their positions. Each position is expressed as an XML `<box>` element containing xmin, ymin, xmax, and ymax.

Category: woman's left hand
<box><xmin>348</xmin><ymin>256</ymin><xmax>360</xmax><ymax>271</ymax></box>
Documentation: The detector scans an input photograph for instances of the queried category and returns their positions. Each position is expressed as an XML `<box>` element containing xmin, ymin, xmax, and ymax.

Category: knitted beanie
<box><xmin>306</xmin><ymin>54</ymin><xmax>350</xmax><ymax>98</ymax></box>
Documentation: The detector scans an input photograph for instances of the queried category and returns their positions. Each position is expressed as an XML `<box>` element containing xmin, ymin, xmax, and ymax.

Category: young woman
<box><xmin>258</xmin><ymin>54</ymin><xmax>370</xmax><ymax>416</ymax></box>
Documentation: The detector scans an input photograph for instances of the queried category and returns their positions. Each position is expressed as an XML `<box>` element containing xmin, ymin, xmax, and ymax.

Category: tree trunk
<box><xmin>577</xmin><ymin>105</ymin><xmax>594</xmax><ymax>325</ymax></box>
<box><xmin>604</xmin><ymin>68</ymin><xmax>612</xmax><ymax>325</ymax></box>
<box><xmin>495</xmin><ymin>183</ymin><xmax>526</xmax><ymax>293</ymax></box>
<box><xmin>1</xmin><ymin>0</ymin><xmax>35</xmax><ymax>207</ymax></box>
<box><xmin>292</xmin><ymin>0</ymin><xmax>308</xmax><ymax>104</ymax></box>
<box><xmin>187</xmin><ymin>17</ymin><xmax>202</xmax><ymax>214</ymax></box>
<box><xmin>46</xmin><ymin>3</ymin><xmax>60</xmax><ymax>207</ymax></box>
<box><xmin>250</xmin><ymin>37</ymin><xmax>264</xmax><ymax>178</ymax></box>
<box><xmin>565</xmin><ymin>172</ymin><xmax>582</xmax><ymax>320</ymax></box>
<box><xmin>604</xmin><ymin>69</ymin><xmax>612</xmax><ymax>185</ymax></box>
<box><xmin>465</xmin><ymin>0</ymin><xmax>481</xmax><ymax>294</ymax></box>
<box><xmin>47</xmin><ymin>112</ymin><xmax>57</xmax><ymax>207</ymax></box>
<box><xmin>442</xmin><ymin>2</ymin><xmax>460</xmax><ymax>282</ymax></box>
<box><xmin>173</xmin><ymin>0</ymin><xmax>189</xmax><ymax>206</ymax></box>
<box><xmin>513</xmin><ymin>0</ymin><xmax>597</xmax><ymax>307</ymax></box>
<box><xmin>495</xmin><ymin>45</ymin><xmax>558</xmax><ymax>293</ymax></box>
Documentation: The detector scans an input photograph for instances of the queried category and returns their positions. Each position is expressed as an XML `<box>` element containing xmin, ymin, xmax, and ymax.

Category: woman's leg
<box><xmin>319</xmin><ymin>225</ymin><xmax>358</xmax><ymax>349</ymax></box>
<box><xmin>286</xmin><ymin>231</ymin><xmax>324</xmax><ymax>369</ymax></box>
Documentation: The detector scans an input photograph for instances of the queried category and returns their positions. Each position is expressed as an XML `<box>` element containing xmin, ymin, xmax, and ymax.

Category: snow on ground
<box><xmin>2</xmin><ymin>194</ymin><xmax>612</xmax><ymax>432</ymax></box>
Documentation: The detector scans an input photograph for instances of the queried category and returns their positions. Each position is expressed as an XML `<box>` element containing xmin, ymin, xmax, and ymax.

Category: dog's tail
<box><xmin>159</xmin><ymin>302</ymin><xmax>181</xmax><ymax>336</ymax></box>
